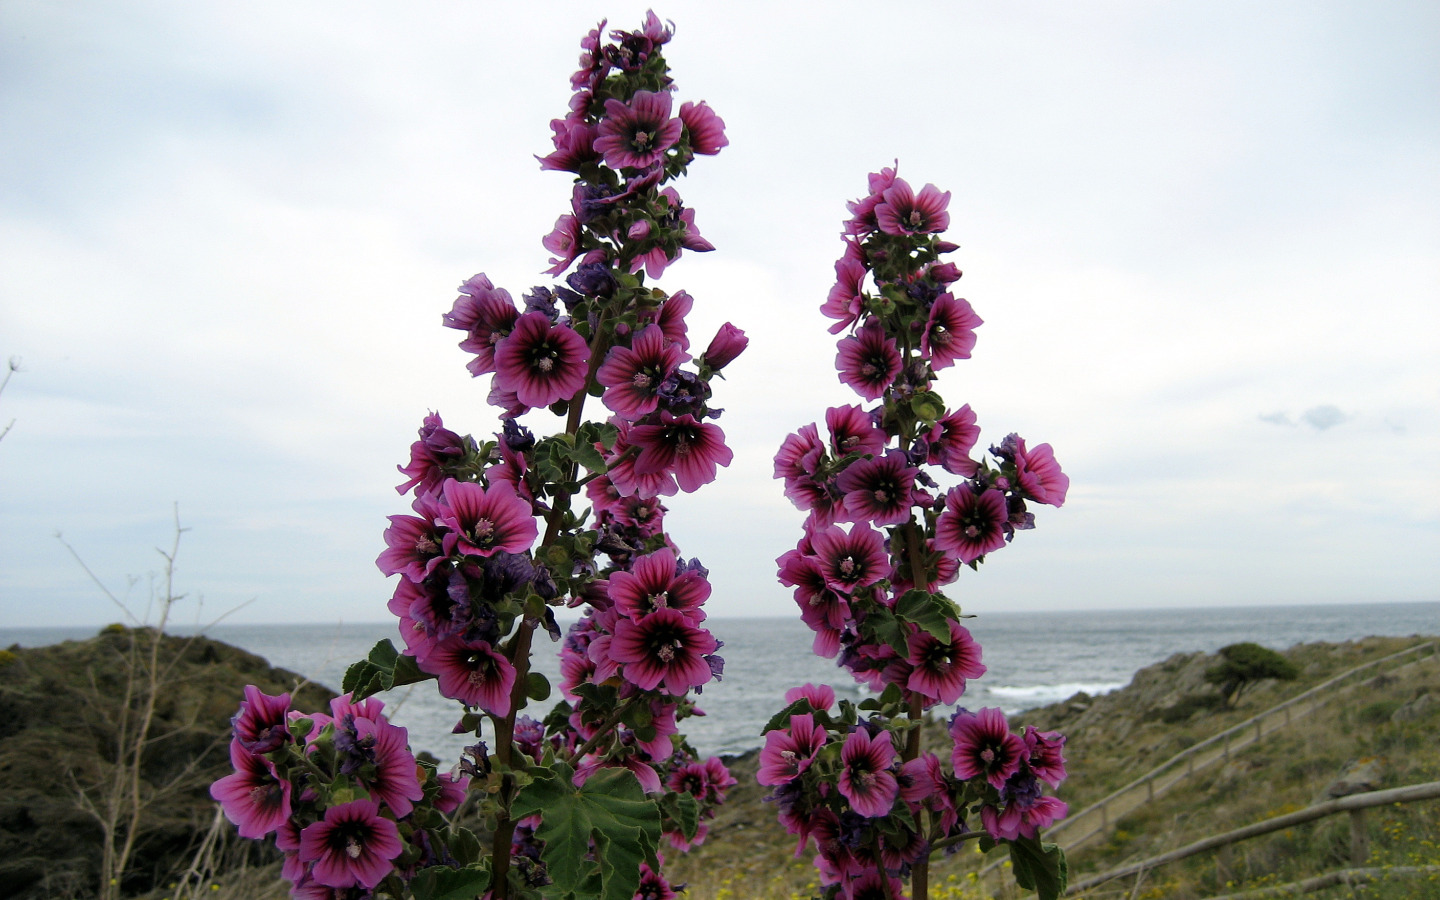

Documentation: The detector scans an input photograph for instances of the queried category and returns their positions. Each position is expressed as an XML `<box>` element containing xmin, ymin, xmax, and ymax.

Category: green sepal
<box><xmin>343</xmin><ymin>639</ymin><xmax>433</xmax><ymax>702</ymax></box>
<box><xmin>909</xmin><ymin>390</ymin><xmax>947</xmax><ymax>427</ymax></box>
<box><xmin>512</xmin><ymin>762</ymin><xmax>661</xmax><ymax>900</ymax></box>
<box><xmin>408</xmin><ymin>863</ymin><xmax>491</xmax><ymax>900</ymax></box>
<box><xmin>1007</xmin><ymin>835</ymin><xmax>1067</xmax><ymax>900</ymax></box>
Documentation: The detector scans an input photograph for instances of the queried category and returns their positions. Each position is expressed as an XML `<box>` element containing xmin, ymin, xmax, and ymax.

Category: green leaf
<box><xmin>1007</xmin><ymin>835</ymin><xmax>1067</xmax><ymax>900</ymax></box>
<box><xmin>342</xmin><ymin>639</ymin><xmax>435</xmax><ymax>702</ymax></box>
<box><xmin>761</xmin><ymin>699</ymin><xmax>814</xmax><ymax>735</ymax></box>
<box><xmin>408</xmin><ymin>863</ymin><xmax>491</xmax><ymax>900</ymax></box>
<box><xmin>512</xmin><ymin>762</ymin><xmax>661</xmax><ymax>900</ymax></box>
<box><xmin>865</xmin><ymin>606</ymin><xmax>908</xmax><ymax>658</ymax></box>
<box><xmin>671</xmin><ymin>791</ymin><xmax>700</xmax><ymax>841</ymax></box>
<box><xmin>526</xmin><ymin>672</ymin><xmax>551</xmax><ymax>702</ymax></box>
<box><xmin>445</xmin><ymin>826</ymin><xmax>483</xmax><ymax>867</ymax></box>
<box><xmin>569</xmin><ymin>439</ymin><xmax>608</xmax><ymax>474</ymax></box>
<box><xmin>895</xmin><ymin>590</ymin><xmax>952</xmax><ymax>644</ymax></box>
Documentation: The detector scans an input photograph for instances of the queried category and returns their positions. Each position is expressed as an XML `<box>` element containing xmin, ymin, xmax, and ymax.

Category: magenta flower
<box><xmin>837</xmin><ymin>728</ymin><xmax>898</xmax><ymax>818</ymax></box>
<box><xmin>835</xmin><ymin>450</ymin><xmax>916</xmax><ymax>526</ymax></box>
<box><xmin>231</xmin><ymin>685</ymin><xmax>292</xmax><ymax>754</ymax></box>
<box><xmin>394</xmin><ymin>411</ymin><xmax>467</xmax><ymax>496</ymax></box>
<box><xmin>595</xmin><ymin>90</ymin><xmax>683</xmax><ymax>169</ymax></box>
<box><xmin>934</xmin><ymin>485</ymin><xmax>1008</xmax><ymax>564</ymax></box>
<box><xmin>1023</xmin><ymin>726</ymin><xmax>1068</xmax><ymax>788</ymax></box>
<box><xmin>844</xmin><ymin>164</ymin><xmax>899</xmax><ymax>236</ymax></box>
<box><xmin>679</xmin><ymin>99</ymin><xmax>728</xmax><ymax>155</ymax></box>
<box><xmin>438</xmin><ymin>479</ymin><xmax>537</xmax><ymax>559</ymax></box>
<box><xmin>434</xmin><ymin>770</ymin><xmax>470</xmax><ymax>815</ymax></box>
<box><xmin>777</xmin><ymin>549</ymin><xmax>851</xmax><ymax>639</ymax></box>
<box><xmin>874</xmin><ymin>178</ymin><xmax>951</xmax><ymax>236</ymax></box>
<box><xmin>597</xmin><ymin>324</ymin><xmax>687</xmax><ymax>419</ymax></box>
<box><xmin>825</xmin><ymin>404</ymin><xmax>885</xmax><ymax>459</ymax></box>
<box><xmin>422</xmin><ymin>635</ymin><xmax>517</xmax><ymax>716</ymax></box>
<box><xmin>835</xmin><ymin>320</ymin><xmax>901</xmax><ymax>401</ymax></box>
<box><xmin>925</xmin><ymin>405</ymin><xmax>980</xmax><ymax>477</ymax></box>
<box><xmin>442</xmin><ymin>274</ymin><xmax>519</xmax><ymax>377</ymax></box>
<box><xmin>700</xmin><ymin>322</ymin><xmax>748</xmax><ymax>371</ymax></box>
<box><xmin>352</xmin><ymin>717</ymin><xmax>424</xmax><ymax>818</ymax></box>
<box><xmin>783</xmin><ymin>683</ymin><xmax>836</xmax><ymax>712</ymax></box>
<box><xmin>492</xmin><ymin>312</ymin><xmax>590</xmax><ymax>409</ymax></box>
<box><xmin>537</xmin><ymin>117</ymin><xmax>599</xmax><ymax>172</ymax></box>
<box><xmin>950</xmin><ymin>707</ymin><xmax>1025</xmax><ymax>790</ymax></box>
<box><xmin>608</xmin><ymin>547</ymin><xmax>710</xmax><ymax>622</ymax></box>
<box><xmin>297</xmin><ymin>799</ymin><xmax>403</xmax><ymax>890</ymax></box>
<box><xmin>376</xmin><ymin>492</ymin><xmax>449</xmax><ymax>582</ymax></box>
<box><xmin>541</xmin><ymin>213</ymin><xmax>583</xmax><ymax>276</ymax></box>
<box><xmin>1012</xmin><ymin>437</ymin><xmax>1069</xmax><ymax>508</ymax></box>
<box><xmin>906</xmin><ymin>620</ymin><xmax>986</xmax><ymax>705</ymax></box>
<box><xmin>629</xmin><ymin>412</ymin><xmax>733</xmax><ymax>493</ymax></box>
<box><xmin>809</xmin><ymin>524</ymin><xmax>889</xmax><ymax>595</ymax></box>
<box><xmin>922</xmin><ymin>293</ymin><xmax>982</xmax><ymax>370</ymax></box>
<box><xmin>757</xmin><ymin>713</ymin><xmax>826</xmax><ymax>786</ymax></box>
<box><xmin>210</xmin><ymin>740</ymin><xmax>292</xmax><ymax>839</ymax></box>
<box><xmin>820</xmin><ymin>256</ymin><xmax>869</xmax><ymax>334</ymax></box>
<box><xmin>609</xmin><ymin>607</ymin><xmax>718</xmax><ymax>694</ymax></box>
<box><xmin>654</xmin><ymin>289</ymin><xmax>692</xmax><ymax>350</ymax></box>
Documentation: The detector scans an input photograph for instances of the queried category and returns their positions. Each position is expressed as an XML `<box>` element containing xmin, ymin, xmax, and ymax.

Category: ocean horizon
<box><xmin>5</xmin><ymin>599</ymin><xmax>1436</xmax><ymax>761</ymax></box>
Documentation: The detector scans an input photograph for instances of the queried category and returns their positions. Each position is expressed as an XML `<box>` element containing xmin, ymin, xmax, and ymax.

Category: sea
<box><xmin>4</xmin><ymin>601</ymin><xmax>1436</xmax><ymax>764</ymax></box>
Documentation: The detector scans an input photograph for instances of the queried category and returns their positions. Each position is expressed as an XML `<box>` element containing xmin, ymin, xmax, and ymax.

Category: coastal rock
<box><xmin>0</xmin><ymin>626</ymin><xmax>334</xmax><ymax>900</ymax></box>
<box><xmin>1322</xmin><ymin>756</ymin><xmax>1385</xmax><ymax>799</ymax></box>
<box><xmin>1390</xmin><ymin>692</ymin><xmax>1436</xmax><ymax>723</ymax></box>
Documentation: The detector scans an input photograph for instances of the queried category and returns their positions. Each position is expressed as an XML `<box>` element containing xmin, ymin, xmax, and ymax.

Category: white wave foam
<box><xmin>981</xmin><ymin>682</ymin><xmax>1125</xmax><ymax>708</ymax></box>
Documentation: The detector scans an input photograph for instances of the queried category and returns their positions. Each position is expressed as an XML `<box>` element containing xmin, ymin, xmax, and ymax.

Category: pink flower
<box><xmin>537</xmin><ymin>117</ymin><xmax>599</xmax><ymax>172</ymax></box>
<box><xmin>875</xmin><ymin>178</ymin><xmax>951</xmax><ymax>236</ymax></box>
<box><xmin>442</xmin><ymin>274</ymin><xmax>518</xmax><ymax>377</ymax></box>
<box><xmin>492</xmin><ymin>312</ymin><xmax>590</xmax><ymax>409</ymax></box>
<box><xmin>906</xmin><ymin>620</ymin><xmax>986</xmax><ymax>705</ymax></box>
<box><xmin>809</xmin><ymin>523</ymin><xmax>889</xmax><ymax>595</ymax></box>
<box><xmin>422</xmin><ymin>636</ymin><xmax>517</xmax><ymax>716</ymax></box>
<box><xmin>438</xmin><ymin>479</ymin><xmax>537</xmax><ymax>559</ymax></box>
<box><xmin>922</xmin><ymin>293</ymin><xmax>981</xmax><ymax>370</ymax></box>
<box><xmin>629</xmin><ymin>412</ymin><xmax>733</xmax><ymax>493</ymax></box>
<box><xmin>757</xmin><ymin>713</ymin><xmax>826</xmax><ymax>786</ymax></box>
<box><xmin>925</xmin><ymin>405</ymin><xmax>980</xmax><ymax>477</ymax></box>
<box><xmin>1023</xmin><ymin>726</ymin><xmax>1068</xmax><ymax>788</ymax></box>
<box><xmin>595</xmin><ymin>90</ymin><xmax>683</xmax><ymax>169</ymax></box>
<box><xmin>679</xmin><ymin>100</ymin><xmax>728</xmax><ymax>155</ymax></box>
<box><xmin>394</xmin><ymin>411</ymin><xmax>467</xmax><ymax>496</ymax></box>
<box><xmin>231</xmin><ymin>685</ymin><xmax>292</xmax><ymax>754</ymax></box>
<box><xmin>434</xmin><ymin>770</ymin><xmax>470</xmax><ymax>815</ymax></box>
<box><xmin>609</xmin><ymin>607</ymin><xmax>718</xmax><ymax>694</ymax></box>
<box><xmin>541</xmin><ymin>213</ymin><xmax>583</xmax><ymax>276</ymax></box>
<box><xmin>608</xmin><ymin>547</ymin><xmax>710</xmax><ymax>622</ymax></box>
<box><xmin>934</xmin><ymin>485</ymin><xmax>1008</xmax><ymax>564</ymax></box>
<box><xmin>1013</xmin><ymin>437</ymin><xmax>1069</xmax><ymax>508</ymax></box>
<box><xmin>835</xmin><ymin>450</ymin><xmax>916</xmax><ymax>526</ymax></box>
<box><xmin>835</xmin><ymin>320</ymin><xmax>900</xmax><ymax>401</ymax></box>
<box><xmin>837</xmin><ymin>728</ymin><xmax>898</xmax><ymax>818</ymax></box>
<box><xmin>825</xmin><ymin>404</ymin><xmax>885</xmax><ymax>459</ymax></box>
<box><xmin>297</xmin><ymin>800</ymin><xmax>403</xmax><ymax>890</ymax></box>
<box><xmin>210</xmin><ymin>740</ymin><xmax>292</xmax><ymax>839</ymax></box>
<box><xmin>351</xmin><ymin>717</ymin><xmax>424</xmax><ymax>818</ymax></box>
<box><xmin>820</xmin><ymin>256</ymin><xmax>869</xmax><ymax>334</ymax></box>
<box><xmin>700</xmin><ymin>322</ymin><xmax>748</xmax><ymax>371</ymax></box>
<box><xmin>377</xmin><ymin>492</ymin><xmax>449</xmax><ymax>582</ymax></box>
<box><xmin>784</xmin><ymin>683</ymin><xmax>836</xmax><ymax>712</ymax></box>
<box><xmin>950</xmin><ymin>707</ymin><xmax>1024</xmax><ymax>790</ymax></box>
<box><xmin>597</xmin><ymin>324</ymin><xmax>687</xmax><ymax>420</ymax></box>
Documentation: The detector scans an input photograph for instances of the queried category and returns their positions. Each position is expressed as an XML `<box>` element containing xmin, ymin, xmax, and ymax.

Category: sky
<box><xmin>2</xmin><ymin>1</ymin><xmax>1437</xmax><ymax>629</ymax></box>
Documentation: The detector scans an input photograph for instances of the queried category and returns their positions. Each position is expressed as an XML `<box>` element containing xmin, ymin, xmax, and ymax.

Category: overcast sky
<box><xmin>2</xmin><ymin>1</ymin><xmax>1437</xmax><ymax>629</ymax></box>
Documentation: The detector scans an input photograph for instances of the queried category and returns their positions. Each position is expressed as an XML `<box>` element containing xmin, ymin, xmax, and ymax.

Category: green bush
<box><xmin>1205</xmin><ymin>642</ymin><xmax>1300</xmax><ymax>707</ymax></box>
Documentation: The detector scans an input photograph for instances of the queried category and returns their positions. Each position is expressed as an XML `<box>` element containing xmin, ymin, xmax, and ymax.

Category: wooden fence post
<box><xmin>1350</xmin><ymin>808</ymin><xmax>1369</xmax><ymax>866</ymax></box>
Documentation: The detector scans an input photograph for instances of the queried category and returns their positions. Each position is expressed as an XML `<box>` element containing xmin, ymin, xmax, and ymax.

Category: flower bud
<box><xmin>701</xmin><ymin>323</ymin><xmax>749</xmax><ymax>370</ymax></box>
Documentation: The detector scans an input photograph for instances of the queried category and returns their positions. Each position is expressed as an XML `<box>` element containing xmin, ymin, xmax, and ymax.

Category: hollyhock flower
<box><xmin>840</xmin><ymin>870</ymin><xmax>906</xmax><ymax>900</ymax></box>
<box><xmin>210</xmin><ymin>741</ymin><xmax>292</xmax><ymax>839</ymax></box>
<box><xmin>629</xmin><ymin>412</ymin><xmax>733</xmax><ymax>493</ymax></box>
<box><xmin>559</xmin><ymin>644</ymin><xmax>597</xmax><ymax>701</ymax></box>
<box><xmin>633</xmin><ymin>862</ymin><xmax>676</xmax><ymax>900</ymax></box>
<box><xmin>231</xmin><ymin>685</ymin><xmax>292</xmax><ymax>754</ymax></box>
<box><xmin>981</xmin><ymin>792</ymin><xmax>1068</xmax><ymax>841</ymax></box>
<box><xmin>700</xmin><ymin>322</ymin><xmax>747</xmax><ymax>371</ymax></box>
<box><xmin>906</xmin><ymin>620</ymin><xmax>986</xmax><ymax>705</ymax></box>
<box><xmin>922</xmin><ymin>293</ymin><xmax>982</xmax><ymax>370</ymax></box>
<box><xmin>757</xmin><ymin>713</ymin><xmax>826</xmax><ymax>786</ymax></box>
<box><xmin>934</xmin><ymin>485</ymin><xmax>1008</xmax><ymax>564</ymax></box>
<box><xmin>784</xmin><ymin>683</ymin><xmax>836</xmax><ymax>712</ymax></box>
<box><xmin>438</xmin><ymin>479</ymin><xmax>537</xmax><ymax>559</ymax></box>
<box><xmin>541</xmin><ymin>213</ymin><xmax>583</xmax><ymax>276</ymax></box>
<box><xmin>844</xmin><ymin>164</ymin><xmax>899</xmax><ymax>236</ymax></box>
<box><xmin>330</xmin><ymin>692</ymin><xmax>386</xmax><ymax>727</ymax></box>
<box><xmin>835</xmin><ymin>450</ymin><xmax>916</xmax><ymax>526</ymax></box>
<box><xmin>574</xmin><ymin>753</ymin><xmax>662</xmax><ymax>794</ymax></box>
<box><xmin>837</xmin><ymin>728</ymin><xmax>898</xmax><ymax>818</ymax></box>
<box><xmin>434</xmin><ymin>770</ymin><xmax>470</xmax><ymax>815</ymax></box>
<box><xmin>809</xmin><ymin>524</ymin><xmax>889</xmax><ymax>595</ymax></box>
<box><xmin>537</xmin><ymin>117</ymin><xmax>599</xmax><ymax>172</ymax></box>
<box><xmin>442</xmin><ymin>274</ymin><xmax>519</xmax><ymax>377</ymax></box>
<box><xmin>608</xmin><ymin>547</ymin><xmax>710</xmax><ymax>623</ymax></box>
<box><xmin>298</xmin><ymin>799</ymin><xmax>403</xmax><ymax>890</ymax></box>
<box><xmin>774</xmin><ymin>423</ymin><xmax>824</xmax><ymax>483</ymax></box>
<box><xmin>597</xmin><ymin>324</ymin><xmax>687</xmax><ymax>419</ymax></box>
<box><xmin>835</xmin><ymin>320</ymin><xmax>901</xmax><ymax>401</ymax></box>
<box><xmin>925</xmin><ymin>405</ymin><xmax>980</xmax><ymax>476</ymax></box>
<box><xmin>950</xmin><ymin>707</ymin><xmax>1025</xmax><ymax>790</ymax></box>
<box><xmin>377</xmin><ymin>492</ymin><xmax>449</xmax><ymax>583</ymax></box>
<box><xmin>826</xmin><ymin>404</ymin><xmax>885</xmax><ymax>459</ymax></box>
<box><xmin>606</xmin><ymin>435</ymin><xmax>679</xmax><ymax>499</ymax></box>
<box><xmin>493</xmin><ymin>312</ymin><xmax>590</xmax><ymax>409</ymax></box>
<box><xmin>1023</xmin><ymin>726</ymin><xmax>1068</xmax><ymax>788</ymax></box>
<box><xmin>875</xmin><ymin>178</ymin><xmax>951</xmax><ymax>236</ymax></box>
<box><xmin>350</xmin><ymin>717</ymin><xmax>424</xmax><ymax>818</ymax></box>
<box><xmin>422</xmin><ymin>635</ymin><xmax>516</xmax><ymax>716</ymax></box>
<box><xmin>679</xmin><ymin>100</ymin><xmax>727</xmax><ymax>155</ymax></box>
<box><xmin>664</xmin><ymin>188</ymin><xmax>715</xmax><ymax>253</ymax></box>
<box><xmin>569</xmin><ymin>19</ymin><xmax>608</xmax><ymax>89</ymax></box>
<box><xmin>609</xmin><ymin>607</ymin><xmax>718</xmax><ymax>694</ymax></box>
<box><xmin>1011</xmin><ymin>437</ymin><xmax>1069</xmax><ymax>508</ymax></box>
<box><xmin>595</xmin><ymin>90</ymin><xmax>683</xmax><ymax>169</ymax></box>
<box><xmin>820</xmin><ymin>256</ymin><xmax>869</xmax><ymax>334</ymax></box>
<box><xmin>651</xmin><ymin>288</ymin><xmax>692</xmax><ymax>350</ymax></box>
<box><xmin>777</xmin><ymin>550</ymin><xmax>851</xmax><ymax>645</ymax></box>
<box><xmin>668</xmin><ymin>755</ymin><xmax>736</xmax><ymax>805</ymax></box>
<box><xmin>394</xmin><ymin>411</ymin><xmax>467</xmax><ymax>496</ymax></box>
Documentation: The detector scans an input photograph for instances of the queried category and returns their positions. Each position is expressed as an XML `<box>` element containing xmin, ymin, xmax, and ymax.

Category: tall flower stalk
<box><xmin>213</xmin><ymin>13</ymin><xmax>742</xmax><ymax>900</ymax></box>
<box><xmin>763</xmin><ymin>167</ymin><xmax>1071</xmax><ymax>900</ymax></box>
